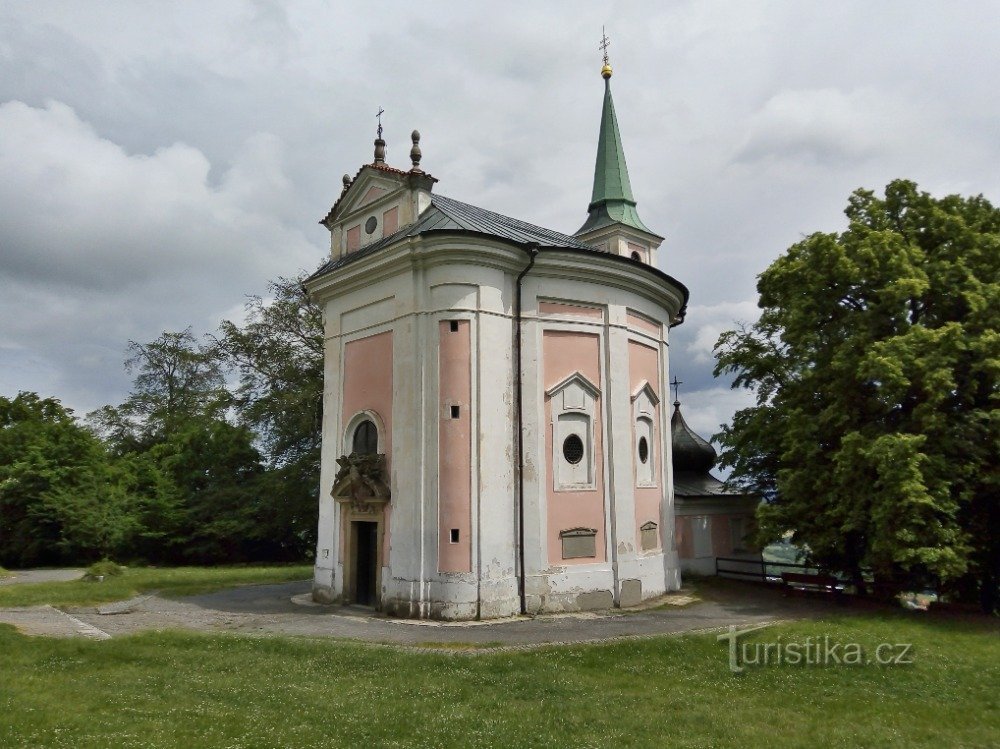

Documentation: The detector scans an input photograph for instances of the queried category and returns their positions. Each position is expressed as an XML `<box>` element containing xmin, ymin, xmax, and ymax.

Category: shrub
<box><xmin>84</xmin><ymin>560</ymin><xmax>125</xmax><ymax>581</ymax></box>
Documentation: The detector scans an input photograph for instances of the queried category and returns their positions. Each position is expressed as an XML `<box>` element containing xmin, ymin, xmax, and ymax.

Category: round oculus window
<box><xmin>638</xmin><ymin>436</ymin><xmax>649</xmax><ymax>464</ymax></box>
<box><xmin>562</xmin><ymin>434</ymin><xmax>584</xmax><ymax>465</ymax></box>
<box><xmin>364</xmin><ymin>216</ymin><xmax>378</xmax><ymax>234</ymax></box>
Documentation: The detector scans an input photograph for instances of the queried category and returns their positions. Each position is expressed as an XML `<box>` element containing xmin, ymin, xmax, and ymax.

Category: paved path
<box><xmin>1</xmin><ymin>578</ymin><xmax>842</xmax><ymax>648</ymax></box>
<box><xmin>0</xmin><ymin>568</ymin><xmax>83</xmax><ymax>586</ymax></box>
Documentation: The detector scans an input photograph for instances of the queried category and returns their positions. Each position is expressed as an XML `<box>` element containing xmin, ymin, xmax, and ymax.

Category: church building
<box><xmin>671</xmin><ymin>397</ymin><xmax>759</xmax><ymax>575</ymax></box>
<box><xmin>305</xmin><ymin>54</ymin><xmax>689</xmax><ymax>619</ymax></box>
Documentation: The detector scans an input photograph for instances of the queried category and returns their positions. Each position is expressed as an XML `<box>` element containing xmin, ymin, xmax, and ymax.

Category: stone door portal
<box><xmin>351</xmin><ymin>520</ymin><xmax>379</xmax><ymax>606</ymax></box>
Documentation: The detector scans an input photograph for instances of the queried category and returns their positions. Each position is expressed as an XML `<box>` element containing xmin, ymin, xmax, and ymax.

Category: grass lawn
<box><xmin>0</xmin><ymin>564</ymin><xmax>312</xmax><ymax>608</ymax></box>
<box><xmin>1</xmin><ymin>611</ymin><xmax>997</xmax><ymax>748</ymax></box>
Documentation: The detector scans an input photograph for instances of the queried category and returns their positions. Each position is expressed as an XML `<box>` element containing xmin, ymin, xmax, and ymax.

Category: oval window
<box><xmin>352</xmin><ymin>419</ymin><xmax>378</xmax><ymax>455</ymax></box>
<box><xmin>638</xmin><ymin>436</ymin><xmax>649</xmax><ymax>464</ymax></box>
<box><xmin>562</xmin><ymin>434</ymin><xmax>584</xmax><ymax>465</ymax></box>
<box><xmin>364</xmin><ymin>216</ymin><xmax>378</xmax><ymax>235</ymax></box>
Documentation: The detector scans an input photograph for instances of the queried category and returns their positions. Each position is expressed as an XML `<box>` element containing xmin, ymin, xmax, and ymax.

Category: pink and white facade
<box><xmin>306</xmin><ymin>68</ymin><xmax>690</xmax><ymax>619</ymax></box>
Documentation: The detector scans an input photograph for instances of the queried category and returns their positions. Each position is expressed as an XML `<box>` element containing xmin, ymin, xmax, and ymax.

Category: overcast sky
<box><xmin>2</xmin><ymin>1</ymin><xmax>999</xmax><ymax>439</ymax></box>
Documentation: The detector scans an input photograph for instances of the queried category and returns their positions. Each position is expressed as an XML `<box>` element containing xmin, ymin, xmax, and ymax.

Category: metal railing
<box><xmin>715</xmin><ymin>555</ymin><xmax>826</xmax><ymax>582</ymax></box>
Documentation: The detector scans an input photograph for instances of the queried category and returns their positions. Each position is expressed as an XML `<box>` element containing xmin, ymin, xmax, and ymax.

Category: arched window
<box><xmin>352</xmin><ymin>419</ymin><xmax>378</xmax><ymax>455</ymax></box>
<box><xmin>631</xmin><ymin>251</ymin><xmax>642</xmax><ymax>262</ymax></box>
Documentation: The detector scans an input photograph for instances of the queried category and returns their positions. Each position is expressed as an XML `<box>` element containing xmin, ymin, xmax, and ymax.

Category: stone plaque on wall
<box><xmin>560</xmin><ymin>527</ymin><xmax>597</xmax><ymax>559</ymax></box>
<box><xmin>640</xmin><ymin>521</ymin><xmax>659</xmax><ymax>551</ymax></box>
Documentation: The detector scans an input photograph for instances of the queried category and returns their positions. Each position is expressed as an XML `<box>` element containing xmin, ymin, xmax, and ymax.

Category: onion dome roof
<box><xmin>671</xmin><ymin>401</ymin><xmax>718</xmax><ymax>474</ymax></box>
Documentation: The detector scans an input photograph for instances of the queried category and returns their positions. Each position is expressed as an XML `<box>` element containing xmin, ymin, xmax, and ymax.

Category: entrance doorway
<box><xmin>351</xmin><ymin>521</ymin><xmax>379</xmax><ymax>606</ymax></box>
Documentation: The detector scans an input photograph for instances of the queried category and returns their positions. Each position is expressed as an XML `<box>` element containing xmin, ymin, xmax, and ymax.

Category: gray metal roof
<box><xmin>674</xmin><ymin>470</ymin><xmax>748</xmax><ymax>498</ymax></box>
<box><xmin>309</xmin><ymin>194</ymin><xmax>618</xmax><ymax>281</ymax></box>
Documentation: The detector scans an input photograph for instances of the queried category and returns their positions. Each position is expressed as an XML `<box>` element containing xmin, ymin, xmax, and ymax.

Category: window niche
<box><xmin>344</xmin><ymin>411</ymin><xmax>384</xmax><ymax>457</ymax></box>
<box><xmin>631</xmin><ymin>381</ymin><xmax>659</xmax><ymax>487</ymax></box>
<box><xmin>546</xmin><ymin>372</ymin><xmax>600</xmax><ymax>490</ymax></box>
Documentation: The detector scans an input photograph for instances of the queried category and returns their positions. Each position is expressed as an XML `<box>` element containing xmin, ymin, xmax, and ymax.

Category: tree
<box><xmin>0</xmin><ymin>392</ymin><xmax>141</xmax><ymax>566</ymax></box>
<box><xmin>148</xmin><ymin>416</ymin><xmax>267</xmax><ymax>562</ymax></box>
<box><xmin>214</xmin><ymin>277</ymin><xmax>323</xmax><ymax>469</ymax></box>
<box><xmin>213</xmin><ymin>275</ymin><xmax>323</xmax><ymax>557</ymax></box>
<box><xmin>714</xmin><ymin>180</ymin><xmax>1000</xmax><ymax>610</ymax></box>
<box><xmin>90</xmin><ymin>329</ymin><xmax>228</xmax><ymax>450</ymax></box>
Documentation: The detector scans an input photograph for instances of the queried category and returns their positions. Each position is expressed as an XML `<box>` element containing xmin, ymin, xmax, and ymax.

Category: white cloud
<box><xmin>0</xmin><ymin>100</ymin><xmax>315</xmax><ymax>289</ymax></box>
<box><xmin>682</xmin><ymin>299</ymin><xmax>761</xmax><ymax>365</ymax></box>
<box><xmin>0</xmin><ymin>99</ymin><xmax>322</xmax><ymax>412</ymax></box>
<box><xmin>735</xmin><ymin>87</ymin><xmax>907</xmax><ymax>166</ymax></box>
<box><xmin>678</xmin><ymin>386</ymin><xmax>757</xmax><ymax>444</ymax></box>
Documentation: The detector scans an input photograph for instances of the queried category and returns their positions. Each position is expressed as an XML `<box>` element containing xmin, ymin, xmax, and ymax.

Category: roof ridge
<box><xmin>432</xmin><ymin>194</ymin><xmax>594</xmax><ymax>249</ymax></box>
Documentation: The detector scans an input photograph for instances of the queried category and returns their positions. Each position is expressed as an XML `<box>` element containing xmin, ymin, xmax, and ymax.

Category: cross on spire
<box><xmin>671</xmin><ymin>376</ymin><xmax>683</xmax><ymax>404</ymax></box>
<box><xmin>599</xmin><ymin>26</ymin><xmax>611</xmax><ymax>66</ymax></box>
<box><xmin>376</xmin><ymin>107</ymin><xmax>385</xmax><ymax>140</ymax></box>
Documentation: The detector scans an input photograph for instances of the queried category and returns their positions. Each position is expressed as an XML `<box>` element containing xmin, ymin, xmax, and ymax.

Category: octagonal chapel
<box><xmin>305</xmin><ymin>60</ymin><xmax>690</xmax><ymax>619</ymax></box>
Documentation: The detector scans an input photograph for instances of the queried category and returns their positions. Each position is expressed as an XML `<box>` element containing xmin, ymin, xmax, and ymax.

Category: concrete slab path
<box><xmin>0</xmin><ymin>568</ymin><xmax>83</xmax><ymax>586</ymax></box>
<box><xmin>1</xmin><ymin>578</ymin><xmax>845</xmax><ymax>648</ymax></box>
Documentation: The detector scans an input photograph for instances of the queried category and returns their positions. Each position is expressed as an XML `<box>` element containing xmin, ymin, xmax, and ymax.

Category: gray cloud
<box><xmin>1</xmin><ymin>0</ymin><xmax>998</xmax><ymax>434</ymax></box>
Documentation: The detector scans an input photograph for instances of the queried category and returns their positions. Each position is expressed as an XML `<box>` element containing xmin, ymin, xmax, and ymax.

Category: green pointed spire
<box><xmin>592</xmin><ymin>77</ymin><xmax>634</xmax><ymax>205</ymax></box>
<box><xmin>577</xmin><ymin>72</ymin><xmax>654</xmax><ymax>236</ymax></box>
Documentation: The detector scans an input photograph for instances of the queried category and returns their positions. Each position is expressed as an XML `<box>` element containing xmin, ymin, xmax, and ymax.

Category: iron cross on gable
<box><xmin>376</xmin><ymin>107</ymin><xmax>384</xmax><ymax>139</ymax></box>
<box><xmin>671</xmin><ymin>376</ymin><xmax>683</xmax><ymax>403</ymax></box>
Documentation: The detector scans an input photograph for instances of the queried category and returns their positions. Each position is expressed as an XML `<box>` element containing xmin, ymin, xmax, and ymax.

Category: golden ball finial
<box><xmin>601</xmin><ymin>63</ymin><xmax>613</xmax><ymax>79</ymax></box>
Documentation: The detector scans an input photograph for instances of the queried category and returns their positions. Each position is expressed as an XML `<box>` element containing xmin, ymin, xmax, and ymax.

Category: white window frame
<box><xmin>546</xmin><ymin>372</ymin><xmax>601</xmax><ymax>492</ymax></box>
<box><xmin>631</xmin><ymin>381</ymin><xmax>659</xmax><ymax>488</ymax></box>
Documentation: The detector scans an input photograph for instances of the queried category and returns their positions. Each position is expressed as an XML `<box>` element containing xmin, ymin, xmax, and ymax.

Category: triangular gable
<box><xmin>337</xmin><ymin>174</ymin><xmax>404</xmax><ymax>217</ymax></box>
<box><xmin>630</xmin><ymin>380</ymin><xmax>659</xmax><ymax>406</ymax></box>
<box><xmin>322</xmin><ymin>165</ymin><xmax>409</xmax><ymax>226</ymax></box>
<box><xmin>545</xmin><ymin>371</ymin><xmax>601</xmax><ymax>400</ymax></box>
<box><xmin>357</xmin><ymin>185</ymin><xmax>388</xmax><ymax>208</ymax></box>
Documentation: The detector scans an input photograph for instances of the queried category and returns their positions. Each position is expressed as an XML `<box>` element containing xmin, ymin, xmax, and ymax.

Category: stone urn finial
<box><xmin>410</xmin><ymin>130</ymin><xmax>422</xmax><ymax>172</ymax></box>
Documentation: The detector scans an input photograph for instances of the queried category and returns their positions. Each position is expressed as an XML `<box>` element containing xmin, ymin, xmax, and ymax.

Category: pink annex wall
<box><xmin>629</xmin><ymin>340</ymin><xmax>662</xmax><ymax>551</ymax></box>
<box><xmin>438</xmin><ymin>320</ymin><xmax>472</xmax><ymax>572</ymax></box>
<box><xmin>543</xmin><ymin>330</ymin><xmax>606</xmax><ymax>566</ymax></box>
<box><xmin>341</xmin><ymin>331</ymin><xmax>393</xmax><ymax>562</ymax></box>
<box><xmin>712</xmin><ymin>515</ymin><xmax>733</xmax><ymax>557</ymax></box>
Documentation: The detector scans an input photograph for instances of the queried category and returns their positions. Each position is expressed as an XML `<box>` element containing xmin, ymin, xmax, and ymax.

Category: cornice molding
<box><xmin>304</xmin><ymin>233</ymin><xmax>687</xmax><ymax>321</ymax></box>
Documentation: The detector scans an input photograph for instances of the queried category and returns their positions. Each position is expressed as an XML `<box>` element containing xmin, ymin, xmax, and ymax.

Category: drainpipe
<box><xmin>514</xmin><ymin>243</ymin><xmax>539</xmax><ymax>615</ymax></box>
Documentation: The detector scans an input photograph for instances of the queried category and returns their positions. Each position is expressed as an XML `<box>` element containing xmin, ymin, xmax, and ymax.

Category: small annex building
<box><xmin>305</xmin><ymin>57</ymin><xmax>693</xmax><ymax>619</ymax></box>
<box><xmin>672</xmin><ymin>398</ymin><xmax>759</xmax><ymax>575</ymax></box>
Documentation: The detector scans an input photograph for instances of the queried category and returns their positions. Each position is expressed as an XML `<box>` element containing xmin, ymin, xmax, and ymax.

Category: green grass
<box><xmin>0</xmin><ymin>612</ymin><xmax>996</xmax><ymax>748</ymax></box>
<box><xmin>0</xmin><ymin>566</ymin><xmax>10</xmax><ymax>579</ymax></box>
<box><xmin>0</xmin><ymin>564</ymin><xmax>312</xmax><ymax>608</ymax></box>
